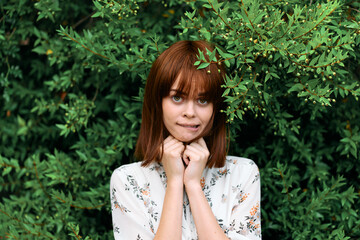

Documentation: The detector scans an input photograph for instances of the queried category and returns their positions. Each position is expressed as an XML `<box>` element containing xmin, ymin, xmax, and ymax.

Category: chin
<box><xmin>175</xmin><ymin>135</ymin><xmax>198</xmax><ymax>143</ymax></box>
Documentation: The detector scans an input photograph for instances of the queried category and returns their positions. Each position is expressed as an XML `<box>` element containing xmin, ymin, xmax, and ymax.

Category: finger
<box><xmin>164</xmin><ymin>137</ymin><xmax>181</xmax><ymax>149</ymax></box>
<box><xmin>183</xmin><ymin>147</ymin><xmax>199</xmax><ymax>162</ymax></box>
<box><xmin>188</xmin><ymin>142</ymin><xmax>202</xmax><ymax>151</ymax></box>
<box><xmin>167</xmin><ymin>141</ymin><xmax>185</xmax><ymax>154</ymax></box>
<box><xmin>182</xmin><ymin>155</ymin><xmax>190</xmax><ymax>165</ymax></box>
<box><xmin>163</xmin><ymin>135</ymin><xmax>174</xmax><ymax>144</ymax></box>
<box><xmin>185</xmin><ymin>144</ymin><xmax>204</xmax><ymax>155</ymax></box>
<box><xmin>182</xmin><ymin>151</ymin><xmax>191</xmax><ymax>165</ymax></box>
<box><xmin>186</xmin><ymin>145</ymin><xmax>209</xmax><ymax>160</ymax></box>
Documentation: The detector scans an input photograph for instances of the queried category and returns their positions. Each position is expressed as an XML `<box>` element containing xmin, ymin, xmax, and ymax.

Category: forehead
<box><xmin>169</xmin><ymin>70</ymin><xmax>211</xmax><ymax>97</ymax></box>
<box><xmin>170</xmin><ymin>77</ymin><xmax>205</xmax><ymax>96</ymax></box>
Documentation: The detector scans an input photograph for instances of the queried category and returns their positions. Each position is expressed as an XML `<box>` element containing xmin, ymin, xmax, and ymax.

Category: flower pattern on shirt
<box><xmin>110</xmin><ymin>156</ymin><xmax>261</xmax><ymax>240</ymax></box>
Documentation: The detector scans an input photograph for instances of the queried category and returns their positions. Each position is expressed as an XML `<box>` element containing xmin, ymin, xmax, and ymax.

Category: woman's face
<box><xmin>162</xmin><ymin>77</ymin><xmax>213</xmax><ymax>143</ymax></box>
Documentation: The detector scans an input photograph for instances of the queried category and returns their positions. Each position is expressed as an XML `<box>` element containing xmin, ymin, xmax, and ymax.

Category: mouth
<box><xmin>177</xmin><ymin>123</ymin><xmax>200</xmax><ymax>130</ymax></box>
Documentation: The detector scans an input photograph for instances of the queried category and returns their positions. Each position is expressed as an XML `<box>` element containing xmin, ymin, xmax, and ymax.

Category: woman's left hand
<box><xmin>183</xmin><ymin>138</ymin><xmax>210</xmax><ymax>188</ymax></box>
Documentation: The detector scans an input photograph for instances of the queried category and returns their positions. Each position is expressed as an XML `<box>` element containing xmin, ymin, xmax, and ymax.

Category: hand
<box><xmin>161</xmin><ymin>136</ymin><xmax>186</xmax><ymax>184</ymax></box>
<box><xmin>183</xmin><ymin>138</ymin><xmax>210</xmax><ymax>188</ymax></box>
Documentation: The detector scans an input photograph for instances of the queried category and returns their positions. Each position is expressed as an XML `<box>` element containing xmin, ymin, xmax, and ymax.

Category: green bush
<box><xmin>1</xmin><ymin>0</ymin><xmax>359</xmax><ymax>239</ymax></box>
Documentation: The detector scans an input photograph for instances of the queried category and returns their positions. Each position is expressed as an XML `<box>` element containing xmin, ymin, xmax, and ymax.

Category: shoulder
<box><xmin>110</xmin><ymin>161</ymin><xmax>163</xmax><ymax>185</ymax></box>
<box><xmin>225</xmin><ymin>156</ymin><xmax>259</xmax><ymax>168</ymax></box>
<box><xmin>224</xmin><ymin>156</ymin><xmax>260</xmax><ymax>177</ymax></box>
<box><xmin>110</xmin><ymin>162</ymin><xmax>144</xmax><ymax>184</ymax></box>
<box><xmin>112</xmin><ymin>161</ymin><xmax>143</xmax><ymax>177</ymax></box>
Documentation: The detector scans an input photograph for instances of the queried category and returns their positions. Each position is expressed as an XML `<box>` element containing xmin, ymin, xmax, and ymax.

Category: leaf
<box><xmin>288</xmin><ymin>83</ymin><xmax>304</xmax><ymax>93</ymax></box>
<box><xmin>197</xmin><ymin>62</ymin><xmax>210</xmax><ymax>69</ymax></box>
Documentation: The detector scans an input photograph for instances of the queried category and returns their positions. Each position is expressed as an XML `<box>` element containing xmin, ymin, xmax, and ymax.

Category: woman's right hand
<box><xmin>161</xmin><ymin>135</ymin><xmax>185</xmax><ymax>184</ymax></box>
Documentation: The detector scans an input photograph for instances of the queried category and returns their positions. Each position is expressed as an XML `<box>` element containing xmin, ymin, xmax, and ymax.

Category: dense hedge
<box><xmin>1</xmin><ymin>0</ymin><xmax>360</xmax><ymax>239</ymax></box>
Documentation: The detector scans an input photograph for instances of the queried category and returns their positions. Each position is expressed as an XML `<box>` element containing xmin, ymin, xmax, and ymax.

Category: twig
<box><xmin>33</xmin><ymin>160</ymin><xmax>51</xmax><ymax>200</ymax></box>
<box><xmin>288</xmin><ymin>56</ymin><xmax>346</xmax><ymax>69</ymax></box>
<box><xmin>62</xmin><ymin>32</ymin><xmax>109</xmax><ymax>60</ymax></box>
<box><xmin>278</xmin><ymin>169</ymin><xmax>290</xmax><ymax>201</ymax></box>
<box><xmin>92</xmin><ymin>84</ymin><xmax>99</xmax><ymax>102</ymax></box>
<box><xmin>72</xmin><ymin>11</ymin><xmax>96</xmax><ymax>29</ymax></box>
<box><xmin>69</xmin><ymin>225</ymin><xmax>82</xmax><ymax>240</ymax></box>
<box><xmin>240</xmin><ymin>0</ymin><xmax>262</xmax><ymax>41</ymax></box>
<box><xmin>305</xmin><ymin>180</ymin><xmax>339</xmax><ymax>216</ymax></box>
<box><xmin>208</xmin><ymin>0</ymin><xmax>233</xmax><ymax>31</ymax></box>
<box><xmin>349</xmin><ymin>7</ymin><xmax>360</xmax><ymax>13</ymax></box>
<box><xmin>0</xmin><ymin>209</ymin><xmax>44</xmax><ymax>227</ymax></box>
<box><xmin>291</xmin><ymin>6</ymin><xmax>337</xmax><ymax>40</ymax></box>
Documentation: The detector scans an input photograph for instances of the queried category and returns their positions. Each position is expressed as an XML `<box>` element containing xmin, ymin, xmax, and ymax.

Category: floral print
<box><xmin>110</xmin><ymin>156</ymin><xmax>261</xmax><ymax>239</ymax></box>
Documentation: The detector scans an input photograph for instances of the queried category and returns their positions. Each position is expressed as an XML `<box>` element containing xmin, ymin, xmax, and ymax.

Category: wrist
<box><xmin>167</xmin><ymin>178</ymin><xmax>184</xmax><ymax>189</ymax></box>
<box><xmin>184</xmin><ymin>181</ymin><xmax>202</xmax><ymax>193</ymax></box>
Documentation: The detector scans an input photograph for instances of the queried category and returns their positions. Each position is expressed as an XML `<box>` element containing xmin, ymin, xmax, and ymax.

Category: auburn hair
<box><xmin>135</xmin><ymin>40</ymin><xmax>228</xmax><ymax>168</ymax></box>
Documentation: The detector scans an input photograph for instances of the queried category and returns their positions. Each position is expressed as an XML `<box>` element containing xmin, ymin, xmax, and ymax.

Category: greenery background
<box><xmin>1</xmin><ymin>0</ymin><xmax>360</xmax><ymax>239</ymax></box>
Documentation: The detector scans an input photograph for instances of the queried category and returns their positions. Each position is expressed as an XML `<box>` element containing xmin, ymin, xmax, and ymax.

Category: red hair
<box><xmin>135</xmin><ymin>40</ymin><xmax>228</xmax><ymax>168</ymax></box>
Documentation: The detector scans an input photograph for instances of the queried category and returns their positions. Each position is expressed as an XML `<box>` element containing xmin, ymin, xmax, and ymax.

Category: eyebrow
<box><xmin>170</xmin><ymin>89</ymin><xmax>207</xmax><ymax>97</ymax></box>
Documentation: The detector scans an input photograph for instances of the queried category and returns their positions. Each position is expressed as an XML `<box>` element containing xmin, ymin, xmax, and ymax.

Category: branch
<box><xmin>33</xmin><ymin>160</ymin><xmax>51</xmax><ymax>200</ymax></box>
<box><xmin>305</xmin><ymin>179</ymin><xmax>339</xmax><ymax>216</ymax></box>
<box><xmin>278</xmin><ymin>169</ymin><xmax>290</xmax><ymax>201</ymax></box>
<box><xmin>208</xmin><ymin>0</ymin><xmax>233</xmax><ymax>31</ymax></box>
<box><xmin>288</xmin><ymin>56</ymin><xmax>346</xmax><ymax>69</ymax></box>
<box><xmin>62</xmin><ymin>32</ymin><xmax>109</xmax><ymax>60</ymax></box>
<box><xmin>291</xmin><ymin>6</ymin><xmax>337</xmax><ymax>40</ymax></box>
<box><xmin>0</xmin><ymin>209</ymin><xmax>44</xmax><ymax>227</ymax></box>
<box><xmin>1</xmin><ymin>162</ymin><xmax>27</xmax><ymax>169</ymax></box>
<box><xmin>69</xmin><ymin>225</ymin><xmax>82</xmax><ymax>240</ymax></box>
<box><xmin>298</xmin><ymin>78</ymin><xmax>323</xmax><ymax>97</ymax></box>
<box><xmin>240</xmin><ymin>0</ymin><xmax>262</xmax><ymax>41</ymax></box>
<box><xmin>72</xmin><ymin>11</ymin><xmax>96</xmax><ymax>29</ymax></box>
<box><xmin>137</xmin><ymin>54</ymin><xmax>152</xmax><ymax>64</ymax></box>
<box><xmin>349</xmin><ymin>7</ymin><xmax>360</xmax><ymax>13</ymax></box>
<box><xmin>92</xmin><ymin>84</ymin><xmax>99</xmax><ymax>102</ymax></box>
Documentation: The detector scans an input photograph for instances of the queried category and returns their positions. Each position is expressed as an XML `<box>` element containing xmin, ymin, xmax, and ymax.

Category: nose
<box><xmin>183</xmin><ymin>101</ymin><xmax>195</xmax><ymax>118</ymax></box>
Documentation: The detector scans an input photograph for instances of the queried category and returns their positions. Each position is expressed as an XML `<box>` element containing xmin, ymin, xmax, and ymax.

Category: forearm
<box><xmin>154</xmin><ymin>180</ymin><xmax>184</xmax><ymax>240</ymax></box>
<box><xmin>185</xmin><ymin>183</ymin><xmax>229</xmax><ymax>240</ymax></box>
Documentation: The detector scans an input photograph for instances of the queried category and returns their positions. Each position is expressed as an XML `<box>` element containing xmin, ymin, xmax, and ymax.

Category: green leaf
<box><xmin>197</xmin><ymin>62</ymin><xmax>210</xmax><ymax>69</ymax></box>
<box><xmin>288</xmin><ymin>83</ymin><xmax>304</xmax><ymax>93</ymax></box>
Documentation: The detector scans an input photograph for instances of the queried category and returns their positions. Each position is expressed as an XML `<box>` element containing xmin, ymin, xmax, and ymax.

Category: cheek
<box><xmin>200</xmin><ymin>105</ymin><xmax>213</xmax><ymax>123</ymax></box>
<box><xmin>162</xmin><ymin>99</ymin><xmax>177</xmax><ymax>122</ymax></box>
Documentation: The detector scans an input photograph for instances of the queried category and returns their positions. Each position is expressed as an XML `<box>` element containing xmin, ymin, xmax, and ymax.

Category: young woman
<box><xmin>110</xmin><ymin>40</ymin><xmax>261</xmax><ymax>240</ymax></box>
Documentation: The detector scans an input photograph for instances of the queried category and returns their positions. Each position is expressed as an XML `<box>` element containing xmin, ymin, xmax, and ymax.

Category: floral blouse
<box><xmin>110</xmin><ymin>156</ymin><xmax>261</xmax><ymax>240</ymax></box>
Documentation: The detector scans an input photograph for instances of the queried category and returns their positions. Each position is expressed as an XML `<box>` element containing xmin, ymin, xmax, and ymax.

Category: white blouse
<box><xmin>110</xmin><ymin>156</ymin><xmax>261</xmax><ymax>240</ymax></box>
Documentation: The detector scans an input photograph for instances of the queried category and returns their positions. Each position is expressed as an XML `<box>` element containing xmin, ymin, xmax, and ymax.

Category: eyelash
<box><xmin>171</xmin><ymin>95</ymin><xmax>208</xmax><ymax>105</ymax></box>
<box><xmin>171</xmin><ymin>96</ymin><xmax>182</xmax><ymax>102</ymax></box>
<box><xmin>197</xmin><ymin>99</ymin><xmax>208</xmax><ymax>105</ymax></box>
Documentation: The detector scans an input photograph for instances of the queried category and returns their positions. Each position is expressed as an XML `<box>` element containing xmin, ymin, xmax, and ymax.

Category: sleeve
<box><xmin>110</xmin><ymin>167</ymin><xmax>155</xmax><ymax>240</ymax></box>
<box><xmin>227</xmin><ymin>161</ymin><xmax>261</xmax><ymax>240</ymax></box>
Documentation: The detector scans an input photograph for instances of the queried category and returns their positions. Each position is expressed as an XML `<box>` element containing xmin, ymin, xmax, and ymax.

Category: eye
<box><xmin>172</xmin><ymin>96</ymin><xmax>183</xmax><ymax>103</ymax></box>
<box><xmin>198</xmin><ymin>99</ymin><xmax>208</xmax><ymax>105</ymax></box>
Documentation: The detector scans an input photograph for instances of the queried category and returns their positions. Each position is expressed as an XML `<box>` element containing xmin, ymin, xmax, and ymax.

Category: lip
<box><xmin>177</xmin><ymin>123</ymin><xmax>200</xmax><ymax>132</ymax></box>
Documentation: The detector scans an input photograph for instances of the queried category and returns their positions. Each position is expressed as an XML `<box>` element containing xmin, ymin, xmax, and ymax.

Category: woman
<box><xmin>110</xmin><ymin>40</ymin><xmax>261</xmax><ymax>239</ymax></box>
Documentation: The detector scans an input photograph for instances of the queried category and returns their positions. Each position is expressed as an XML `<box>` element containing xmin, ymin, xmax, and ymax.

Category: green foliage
<box><xmin>1</xmin><ymin>0</ymin><xmax>359</xmax><ymax>239</ymax></box>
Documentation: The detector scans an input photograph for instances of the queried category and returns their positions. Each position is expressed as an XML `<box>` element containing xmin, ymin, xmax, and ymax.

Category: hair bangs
<box><xmin>168</xmin><ymin>57</ymin><xmax>219</xmax><ymax>104</ymax></box>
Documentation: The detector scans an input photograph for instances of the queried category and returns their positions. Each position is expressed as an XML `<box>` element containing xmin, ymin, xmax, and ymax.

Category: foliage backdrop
<box><xmin>1</xmin><ymin>0</ymin><xmax>360</xmax><ymax>239</ymax></box>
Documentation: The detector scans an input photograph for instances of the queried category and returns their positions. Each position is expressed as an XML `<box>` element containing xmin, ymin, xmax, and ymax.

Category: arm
<box><xmin>154</xmin><ymin>179</ymin><xmax>183</xmax><ymax>240</ymax></box>
<box><xmin>185</xmin><ymin>183</ymin><xmax>229</xmax><ymax>240</ymax></box>
<box><xmin>154</xmin><ymin>136</ymin><xmax>185</xmax><ymax>240</ymax></box>
<box><xmin>183</xmin><ymin>138</ymin><xmax>229</xmax><ymax>240</ymax></box>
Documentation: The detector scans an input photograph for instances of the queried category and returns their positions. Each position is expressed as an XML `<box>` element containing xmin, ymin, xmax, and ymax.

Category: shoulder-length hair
<box><xmin>135</xmin><ymin>40</ymin><xmax>228</xmax><ymax>168</ymax></box>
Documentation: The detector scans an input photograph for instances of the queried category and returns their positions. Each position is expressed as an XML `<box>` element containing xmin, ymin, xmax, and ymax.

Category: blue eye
<box><xmin>172</xmin><ymin>96</ymin><xmax>182</xmax><ymax>103</ymax></box>
<box><xmin>198</xmin><ymin>99</ymin><xmax>208</xmax><ymax>105</ymax></box>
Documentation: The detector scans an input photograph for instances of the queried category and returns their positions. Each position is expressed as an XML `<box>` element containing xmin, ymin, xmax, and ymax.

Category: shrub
<box><xmin>1</xmin><ymin>0</ymin><xmax>359</xmax><ymax>239</ymax></box>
